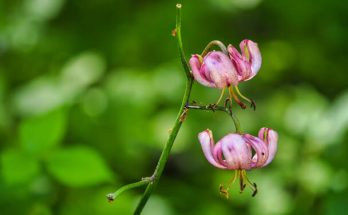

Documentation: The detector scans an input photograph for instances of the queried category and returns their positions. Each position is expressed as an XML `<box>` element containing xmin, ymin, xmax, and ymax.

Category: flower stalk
<box><xmin>201</xmin><ymin>40</ymin><xmax>228</xmax><ymax>56</ymax></box>
<box><xmin>106</xmin><ymin>178</ymin><xmax>152</xmax><ymax>203</ymax></box>
<box><xmin>133</xmin><ymin>4</ymin><xmax>194</xmax><ymax>214</ymax></box>
<box><xmin>186</xmin><ymin>103</ymin><xmax>242</xmax><ymax>133</ymax></box>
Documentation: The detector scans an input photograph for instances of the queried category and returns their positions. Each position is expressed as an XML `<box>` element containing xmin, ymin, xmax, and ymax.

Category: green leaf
<box><xmin>1</xmin><ymin>149</ymin><xmax>40</xmax><ymax>185</ymax></box>
<box><xmin>45</xmin><ymin>146</ymin><xmax>112</xmax><ymax>187</ymax></box>
<box><xmin>19</xmin><ymin>108</ymin><xmax>67</xmax><ymax>155</ymax></box>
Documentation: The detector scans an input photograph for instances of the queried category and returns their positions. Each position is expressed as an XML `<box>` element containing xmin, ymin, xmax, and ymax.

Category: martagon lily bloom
<box><xmin>198</xmin><ymin>127</ymin><xmax>278</xmax><ymax>198</ymax></box>
<box><xmin>189</xmin><ymin>39</ymin><xmax>262</xmax><ymax>109</ymax></box>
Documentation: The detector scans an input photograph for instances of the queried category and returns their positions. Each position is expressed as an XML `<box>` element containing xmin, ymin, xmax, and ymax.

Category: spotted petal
<box><xmin>244</xmin><ymin>134</ymin><xmax>269</xmax><ymax>168</ymax></box>
<box><xmin>219</xmin><ymin>134</ymin><xmax>252</xmax><ymax>170</ymax></box>
<box><xmin>204</xmin><ymin>51</ymin><xmax>238</xmax><ymax>87</ymax></box>
<box><xmin>258</xmin><ymin>127</ymin><xmax>278</xmax><ymax>167</ymax></box>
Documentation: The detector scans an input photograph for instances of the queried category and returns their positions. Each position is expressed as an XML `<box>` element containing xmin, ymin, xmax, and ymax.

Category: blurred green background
<box><xmin>1</xmin><ymin>0</ymin><xmax>348</xmax><ymax>214</ymax></box>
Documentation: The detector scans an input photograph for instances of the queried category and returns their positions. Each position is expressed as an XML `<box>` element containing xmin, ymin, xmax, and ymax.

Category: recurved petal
<box><xmin>240</xmin><ymin>40</ymin><xmax>262</xmax><ymax>80</ymax></box>
<box><xmin>258</xmin><ymin>128</ymin><xmax>278</xmax><ymax>167</ymax></box>
<box><xmin>198</xmin><ymin>129</ymin><xmax>226</xmax><ymax>169</ymax></box>
<box><xmin>219</xmin><ymin>134</ymin><xmax>252</xmax><ymax>170</ymax></box>
<box><xmin>204</xmin><ymin>51</ymin><xmax>239</xmax><ymax>87</ymax></box>
<box><xmin>244</xmin><ymin>134</ymin><xmax>268</xmax><ymax>168</ymax></box>
<box><xmin>227</xmin><ymin>45</ymin><xmax>252</xmax><ymax>82</ymax></box>
<box><xmin>213</xmin><ymin>141</ymin><xmax>227</xmax><ymax>167</ymax></box>
<box><xmin>189</xmin><ymin>55</ymin><xmax>215</xmax><ymax>87</ymax></box>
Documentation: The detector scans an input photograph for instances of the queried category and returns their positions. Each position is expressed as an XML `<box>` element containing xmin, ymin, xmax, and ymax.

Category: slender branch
<box><xmin>176</xmin><ymin>3</ymin><xmax>191</xmax><ymax>79</ymax></box>
<box><xmin>187</xmin><ymin>104</ymin><xmax>242</xmax><ymax>133</ymax></box>
<box><xmin>201</xmin><ymin>40</ymin><xmax>228</xmax><ymax>56</ymax></box>
<box><xmin>133</xmin><ymin>4</ymin><xmax>194</xmax><ymax>214</ymax></box>
<box><xmin>106</xmin><ymin>178</ymin><xmax>152</xmax><ymax>202</ymax></box>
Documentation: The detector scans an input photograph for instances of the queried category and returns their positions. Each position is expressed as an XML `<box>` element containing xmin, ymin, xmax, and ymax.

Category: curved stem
<box><xmin>106</xmin><ymin>179</ymin><xmax>151</xmax><ymax>202</ymax></box>
<box><xmin>201</xmin><ymin>40</ymin><xmax>228</xmax><ymax>56</ymax></box>
<box><xmin>187</xmin><ymin>104</ymin><xmax>242</xmax><ymax>133</ymax></box>
<box><xmin>133</xmin><ymin>4</ymin><xmax>194</xmax><ymax>214</ymax></box>
<box><xmin>230</xmin><ymin>112</ymin><xmax>242</xmax><ymax>133</ymax></box>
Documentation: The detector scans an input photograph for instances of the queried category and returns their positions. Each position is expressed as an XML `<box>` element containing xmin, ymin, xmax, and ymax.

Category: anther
<box><xmin>239</xmin><ymin>170</ymin><xmax>246</xmax><ymax>193</ymax></box>
<box><xmin>250</xmin><ymin>100</ymin><xmax>256</xmax><ymax>111</ymax></box>
<box><xmin>234</xmin><ymin>86</ymin><xmax>256</xmax><ymax>110</ymax></box>
<box><xmin>252</xmin><ymin>183</ymin><xmax>258</xmax><ymax>197</ymax></box>
<box><xmin>219</xmin><ymin>184</ymin><xmax>229</xmax><ymax>199</ymax></box>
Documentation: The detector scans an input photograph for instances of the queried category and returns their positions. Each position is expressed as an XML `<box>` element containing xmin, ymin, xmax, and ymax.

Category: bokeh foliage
<box><xmin>1</xmin><ymin>0</ymin><xmax>348</xmax><ymax>214</ymax></box>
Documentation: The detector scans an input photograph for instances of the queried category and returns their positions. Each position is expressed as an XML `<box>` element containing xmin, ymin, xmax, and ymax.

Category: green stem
<box><xmin>106</xmin><ymin>179</ymin><xmax>151</xmax><ymax>202</ymax></box>
<box><xmin>176</xmin><ymin>3</ymin><xmax>191</xmax><ymax>79</ymax></box>
<box><xmin>201</xmin><ymin>40</ymin><xmax>228</xmax><ymax>56</ymax></box>
<box><xmin>133</xmin><ymin>4</ymin><xmax>194</xmax><ymax>214</ymax></box>
<box><xmin>230</xmin><ymin>112</ymin><xmax>242</xmax><ymax>133</ymax></box>
<box><xmin>187</xmin><ymin>104</ymin><xmax>242</xmax><ymax>133</ymax></box>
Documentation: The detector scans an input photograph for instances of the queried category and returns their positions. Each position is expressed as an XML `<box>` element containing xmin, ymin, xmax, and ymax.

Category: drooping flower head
<box><xmin>189</xmin><ymin>40</ymin><xmax>261</xmax><ymax>110</ymax></box>
<box><xmin>189</xmin><ymin>51</ymin><xmax>238</xmax><ymax>88</ymax></box>
<box><xmin>228</xmin><ymin>39</ymin><xmax>262</xmax><ymax>82</ymax></box>
<box><xmin>198</xmin><ymin>127</ymin><xmax>278</xmax><ymax>197</ymax></box>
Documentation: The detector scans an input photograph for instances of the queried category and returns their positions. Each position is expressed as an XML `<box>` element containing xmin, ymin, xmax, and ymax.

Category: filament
<box><xmin>239</xmin><ymin>170</ymin><xmax>246</xmax><ymax>193</ymax></box>
<box><xmin>215</xmin><ymin>87</ymin><xmax>226</xmax><ymax>106</ymax></box>
<box><xmin>227</xmin><ymin>170</ymin><xmax>238</xmax><ymax>188</ymax></box>
<box><xmin>234</xmin><ymin>86</ymin><xmax>256</xmax><ymax>110</ymax></box>
<box><xmin>241</xmin><ymin>170</ymin><xmax>258</xmax><ymax>197</ymax></box>
<box><xmin>220</xmin><ymin>170</ymin><xmax>239</xmax><ymax>199</ymax></box>
<box><xmin>229</xmin><ymin>86</ymin><xmax>246</xmax><ymax>109</ymax></box>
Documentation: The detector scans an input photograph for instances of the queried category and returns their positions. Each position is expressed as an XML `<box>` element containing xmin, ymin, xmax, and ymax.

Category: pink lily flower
<box><xmin>189</xmin><ymin>51</ymin><xmax>239</xmax><ymax>88</ymax></box>
<box><xmin>198</xmin><ymin>127</ymin><xmax>278</xmax><ymax>197</ymax></box>
<box><xmin>228</xmin><ymin>39</ymin><xmax>262</xmax><ymax>82</ymax></box>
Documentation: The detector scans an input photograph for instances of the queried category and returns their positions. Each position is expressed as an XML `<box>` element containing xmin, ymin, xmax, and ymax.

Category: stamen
<box><xmin>219</xmin><ymin>170</ymin><xmax>238</xmax><ymax>199</ymax></box>
<box><xmin>219</xmin><ymin>184</ymin><xmax>229</xmax><ymax>199</ymax></box>
<box><xmin>229</xmin><ymin>86</ymin><xmax>246</xmax><ymax>109</ymax></box>
<box><xmin>234</xmin><ymin>86</ymin><xmax>256</xmax><ymax>110</ymax></box>
<box><xmin>215</xmin><ymin>87</ymin><xmax>226</xmax><ymax>106</ymax></box>
<box><xmin>241</xmin><ymin>170</ymin><xmax>258</xmax><ymax>197</ymax></box>
<box><xmin>239</xmin><ymin>170</ymin><xmax>246</xmax><ymax>193</ymax></box>
<box><xmin>227</xmin><ymin>170</ymin><xmax>238</xmax><ymax>188</ymax></box>
<box><xmin>252</xmin><ymin>183</ymin><xmax>258</xmax><ymax>197</ymax></box>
